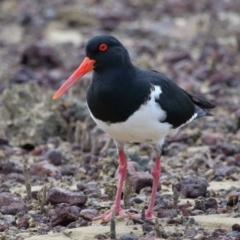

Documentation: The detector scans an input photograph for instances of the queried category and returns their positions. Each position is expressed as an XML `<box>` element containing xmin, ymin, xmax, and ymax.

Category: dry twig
<box><xmin>172</xmin><ymin>185</ymin><xmax>179</xmax><ymax>210</ymax></box>
<box><xmin>110</xmin><ymin>210</ymin><xmax>116</xmax><ymax>240</ymax></box>
<box><xmin>23</xmin><ymin>161</ymin><xmax>32</xmax><ymax>200</ymax></box>
<box><xmin>155</xmin><ymin>218</ymin><xmax>162</xmax><ymax>238</ymax></box>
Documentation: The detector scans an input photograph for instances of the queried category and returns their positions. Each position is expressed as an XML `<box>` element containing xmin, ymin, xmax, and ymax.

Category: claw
<box><xmin>92</xmin><ymin>206</ymin><xmax>155</xmax><ymax>223</ymax></box>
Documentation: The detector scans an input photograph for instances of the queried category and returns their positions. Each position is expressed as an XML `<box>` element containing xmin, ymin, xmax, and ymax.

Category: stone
<box><xmin>0</xmin><ymin>192</ymin><xmax>26</xmax><ymax>215</ymax></box>
<box><xmin>227</xmin><ymin>192</ymin><xmax>240</xmax><ymax>206</ymax></box>
<box><xmin>30</xmin><ymin>161</ymin><xmax>61</xmax><ymax>179</ymax></box>
<box><xmin>0</xmin><ymin>160</ymin><xmax>22</xmax><ymax>174</ymax></box>
<box><xmin>201</xmin><ymin>132</ymin><xmax>225</xmax><ymax>145</ymax></box>
<box><xmin>142</xmin><ymin>219</ymin><xmax>155</xmax><ymax>235</ymax></box>
<box><xmin>156</xmin><ymin>209</ymin><xmax>178</xmax><ymax>218</ymax></box>
<box><xmin>79</xmin><ymin>209</ymin><xmax>98</xmax><ymax>221</ymax></box>
<box><xmin>232</xmin><ymin>223</ymin><xmax>240</xmax><ymax>231</ymax></box>
<box><xmin>213</xmin><ymin>164</ymin><xmax>235</xmax><ymax>177</ymax></box>
<box><xmin>21</xmin><ymin>42</ymin><xmax>61</xmax><ymax>69</ymax></box>
<box><xmin>194</xmin><ymin>198</ymin><xmax>218</xmax><ymax>211</ymax></box>
<box><xmin>128</xmin><ymin>172</ymin><xmax>159</xmax><ymax>194</ymax></box>
<box><xmin>47</xmin><ymin>187</ymin><xmax>87</xmax><ymax>206</ymax></box>
<box><xmin>77</xmin><ymin>182</ymin><xmax>100</xmax><ymax>197</ymax></box>
<box><xmin>17</xmin><ymin>216</ymin><xmax>29</xmax><ymax>229</ymax></box>
<box><xmin>119</xmin><ymin>233</ymin><xmax>139</xmax><ymax>240</ymax></box>
<box><xmin>46</xmin><ymin>149</ymin><xmax>65</xmax><ymax>166</ymax></box>
<box><xmin>184</xmin><ymin>228</ymin><xmax>197</xmax><ymax>239</ymax></box>
<box><xmin>174</xmin><ymin>176</ymin><xmax>208</xmax><ymax>198</ymax></box>
<box><xmin>51</xmin><ymin>203</ymin><xmax>81</xmax><ymax>227</ymax></box>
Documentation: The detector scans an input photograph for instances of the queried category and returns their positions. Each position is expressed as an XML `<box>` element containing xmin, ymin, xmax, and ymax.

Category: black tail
<box><xmin>194</xmin><ymin>105</ymin><xmax>213</xmax><ymax>119</ymax></box>
<box><xmin>185</xmin><ymin>92</ymin><xmax>215</xmax><ymax>119</ymax></box>
<box><xmin>185</xmin><ymin>92</ymin><xmax>215</xmax><ymax>109</ymax></box>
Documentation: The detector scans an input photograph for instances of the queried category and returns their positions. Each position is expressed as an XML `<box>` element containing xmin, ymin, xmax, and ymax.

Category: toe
<box><xmin>145</xmin><ymin>211</ymin><xmax>155</xmax><ymax>219</ymax></box>
<box><xmin>92</xmin><ymin>209</ymin><xmax>112</xmax><ymax>221</ymax></box>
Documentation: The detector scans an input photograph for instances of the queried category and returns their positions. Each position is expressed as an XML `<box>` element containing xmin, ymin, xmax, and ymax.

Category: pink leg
<box><xmin>93</xmin><ymin>149</ymin><xmax>130</xmax><ymax>222</ymax></box>
<box><xmin>145</xmin><ymin>156</ymin><xmax>161</xmax><ymax>219</ymax></box>
<box><xmin>93</xmin><ymin>146</ymin><xmax>162</xmax><ymax>222</ymax></box>
<box><xmin>111</xmin><ymin>149</ymin><xmax>127</xmax><ymax>211</ymax></box>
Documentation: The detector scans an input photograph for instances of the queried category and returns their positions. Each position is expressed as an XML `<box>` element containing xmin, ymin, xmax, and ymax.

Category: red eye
<box><xmin>99</xmin><ymin>43</ymin><xmax>108</xmax><ymax>51</ymax></box>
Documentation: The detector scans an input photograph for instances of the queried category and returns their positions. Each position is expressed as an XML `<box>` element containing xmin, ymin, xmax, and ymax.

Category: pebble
<box><xmin>205</xmin><ymin>169</ymin><xmax>214</xmax><ymax>178</ymax></box>
<box><xmin>218</xmin><ymin>142</ymin><xmax>239</xmax><ymax>156</ymax></box>
<box><xmin>211</xmin><ymin>228</ymin><xmax>227</xmax><ymax>238</ymax></box>
<box><xmin>128</xmin><ymin>172</ymin><xmax>156</xmax><ymax>194</ymax></box>
<box><xmin>47</xmin><ymin>187</ymin><xmax>87</xmax><ymax>206</ymax></box>
<box><xmin>201</xmin><ymin>132</ymin><xmax>225</xmax><ymax>145</ymax></box>
<box><xmin>51</xmin><ymin>203</ymin><xmax>81</xmax><ymax>227</ymax></box>
<box><xmin>1</xmin><ymin>215</ymin><xmax>15</xmax><ymax>224</ymax></box>
<box><xmin>30</xmin><ymin>161</ymin><xmax>61</xmax><ymax>179</ymax></box>
<box><xmin>235</xmin><ymin>153</ymin><xmax>240</xmax><ymax>164</ymax></box>
<box><xmin>178</xmin><ymin>201</ymin><xmax>192</xmax><ymax>210</ymax></box>
<box><xmin>213</xmin><ymin>164</ymin><xmax>235</xmax><ymax>177</ymax></box>
<box><xmin>163</xmin><ymin>48</ymin><xmax>191</xmax><ymax>63</ymax></box>
<box><xmin>11</xmin><ymin>66</ymin><xmax>36</xmax><ymax>84</ymax></box>
<box><xmin>194</xmin><ymin>198</ymin><xmax>218</xmax><ymax>211</ymax></box>
<box><xmin>126</xmin><ymin>161</ymin><xmax>141</xmax><ymax>173</ymax></box>
<box><xmin>181</xmin><ymin>208</ymin><xmax>193</xmax><ymax>216</ymax></box>
<box><xmin>119</xmin><ymin>233</ymin><xmax>139</xmax><ymax>240</ymax></box>
<box><xmin>79</xmin><ymin>209</ymin><xmax>98</xmax><ymax>221</ymax></box>
<box><xmin>21</xmin><ymin>42</ymin><xmax>61</xmax><ymax>69</ymax></box>
<box><xmin>226</xmin><ymin>231</ymin><xmax>240</xmax><ymax>238</ymax></box>
<box><xmin>0</xmin><ymin>160</ymin><xmax>22</xmax><ymax>174</ymax></box>
<box><xmin>193</xmin><ymin>233</ymin><xmax>204</xmax><ymax>240</ymax></box>
<box><xmin>174</xmin><ymin>176</ymin><xmax>208</xmax><ymax>198</ymax></box>
<box><xmin>157</xmin><ymin>209</ymin><xmax>178</xmax><ymax>218</ymax></box>
<box><xmin>142</xmin><ymin>219</ymin><xmax>155</xmax><ymax>235</ymax></box>
<box><xmin>217</xmin><ymin>207</ymin><xmax>228</xmax><ymax>214</ymax></box>
<box><xmin>17</xmin><ymin>216</ymin><xmax>29</xmax><ymax>229</ymax></box>
<box><xmin>232</xmin><ymin>223</ymin><xmax>240</xmax><ymax>231</ymax></box>
<box><xmin>0</xmin><ymin>221</ymin><xmax>8</xmax><ymax>232</ymax></box>
<box><xmin>172</xmin><ymin>231</ymin><xmax>183</xmax><ymax>238</ymax></box>
<box><xmin>227</xmin><ymin>191</ymin><xmax>240</xmax><ymax>206</ymax></box>
<box><xmin>130</xmin><ymin>195</ymin><xmax>147</xmax><ymax>204</ymax></box>
<box><xmin>0</xmin><ymin>192</ymin><xmax>27</xmax><ymax>215</ymax></box>
<box><xmin>8</xmin><ymin>173</ymin><xmax>25</xmax><ymax>183</ymax></box>
<box><xmin>46</xmin><ymin>149</ymin><xmax>65</xmax><ymax>166</ymax></box>
<box><xmin>0</xmin><ymin>137</ymin><xmax>9</xmax><ymax>145</ymax></box>
<box><xmin>60</xmin><ymin>164</ymin><xmax>76</xmax><ymax>176</ymax></box>
<box><xmin>94</xmin><ymin>233</ymin><xmax>108</xmax><ymax>239</ymax></box>
<box><xmin>76</xmin><ymin>181</ymin><xmax>100</xmax><ymax>197</ymax></box>
<box><xmin>184</xmin><ymin>228</ymin><xmax>197</xmax><ymax>238</ymax></box>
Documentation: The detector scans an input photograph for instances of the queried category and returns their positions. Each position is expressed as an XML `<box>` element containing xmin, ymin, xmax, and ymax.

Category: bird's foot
<box><xmin>92</xmin><ymin>205</ymin><xmax>155</xmax><ymax>223</ymax></box>
<box><xmin>145</xmin><ymin>210</ymin><xmax>155</xmax><ymax>219</ymax></box>
<box><xmin>92</xmin><ymin>205</ymin><xmax>138</xmax><ymax>223</ymax></box>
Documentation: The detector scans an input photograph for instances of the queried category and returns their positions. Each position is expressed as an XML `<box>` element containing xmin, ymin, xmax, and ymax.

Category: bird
<box><xmin>53</xmin><ymin>35</ymin><xmax>215</xmax><ymax>222</ymax></box>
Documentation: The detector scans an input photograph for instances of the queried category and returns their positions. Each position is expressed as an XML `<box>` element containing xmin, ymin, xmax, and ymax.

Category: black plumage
<box><xmin>86</xmin><ymin>44</ymin><xmax>215</xmax><ymax>129</ymax></box>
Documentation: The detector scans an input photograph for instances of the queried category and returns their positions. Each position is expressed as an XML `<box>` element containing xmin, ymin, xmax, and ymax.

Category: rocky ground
<box><xmin>0</xmin><ymin>0</ymin><xmax>240</xmax><ymax>239</ymax></box>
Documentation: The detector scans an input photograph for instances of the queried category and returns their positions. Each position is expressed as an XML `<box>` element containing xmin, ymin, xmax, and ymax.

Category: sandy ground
<box><xmin>0</xmin><ymin>0</ymin><xmax>240</xmax><ymax>240</ymax></box>
<box><xmin>21</xmin><ymin>181</ymin><xmax>240</xmax><ymax>240</ymax></box>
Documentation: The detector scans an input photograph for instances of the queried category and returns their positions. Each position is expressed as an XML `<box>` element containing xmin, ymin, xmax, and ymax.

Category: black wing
<box><xmin>148</xmin><ymin>70</ymin><xmax>215</xmax><ymax>128</ymax></box>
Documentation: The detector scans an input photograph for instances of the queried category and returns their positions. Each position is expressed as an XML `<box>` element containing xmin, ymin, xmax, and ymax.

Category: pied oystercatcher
<box><xmin>53</xmin><ymin>35</ymin><xmax>215</xmax><ymax>222</ymax></box>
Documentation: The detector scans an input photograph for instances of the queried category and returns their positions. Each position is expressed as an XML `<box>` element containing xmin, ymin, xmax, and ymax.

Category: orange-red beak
<box><xmin>53</xmin><ymin>57</ymin><xmax>96</xmax><ymax>99</ymax></box>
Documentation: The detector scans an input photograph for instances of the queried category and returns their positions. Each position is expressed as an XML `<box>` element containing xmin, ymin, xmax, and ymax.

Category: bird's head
<box><xmin>53</xmin><ymin>35</ymin><xmax>130</xmax><ymax>99</ymax></box>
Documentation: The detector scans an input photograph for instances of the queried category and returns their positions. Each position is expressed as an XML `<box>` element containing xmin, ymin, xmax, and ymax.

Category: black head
<box><xmin>85</xmin><ymin>35</ymin><xmax>132</xmax><ymax>71</ymax></box>
<box><xmin>53</xmin><ymin>35</ymin><xmax>133</xmax><ymax>99</ymax></box>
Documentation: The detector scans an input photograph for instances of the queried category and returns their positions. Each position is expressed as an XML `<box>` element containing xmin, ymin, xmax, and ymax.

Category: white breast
<box><xmin>88</xmin><ymin>85</ymin><xmax>174</xmax><ymax>143</ymax></box>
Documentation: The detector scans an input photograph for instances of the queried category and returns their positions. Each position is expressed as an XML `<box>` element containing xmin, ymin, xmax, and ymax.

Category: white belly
<box><xmin>88</xmin><ymin>86</ymin><xmax>174</xmax><ymax>143</ymax></box>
